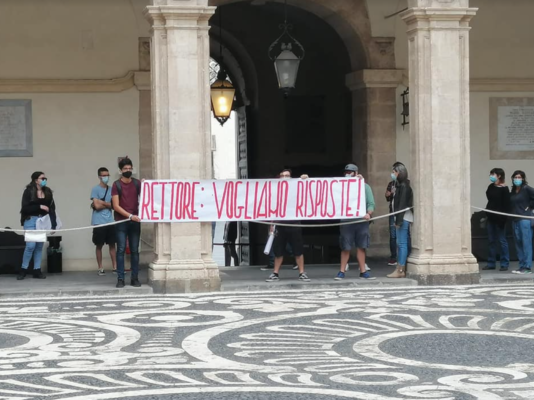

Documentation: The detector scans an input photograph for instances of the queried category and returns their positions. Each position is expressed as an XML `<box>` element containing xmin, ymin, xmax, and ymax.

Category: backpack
<box><xmin>113</xmin><ymin>179</ymin><xmax>141</xmax><ymax>208</ymax></box>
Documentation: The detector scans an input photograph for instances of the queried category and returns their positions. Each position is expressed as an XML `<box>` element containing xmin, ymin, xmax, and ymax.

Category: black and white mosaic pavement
<box><xmin>1</xmin><ymin>285</ymin><xmax>534</xmax><ymax>399</ymax></box>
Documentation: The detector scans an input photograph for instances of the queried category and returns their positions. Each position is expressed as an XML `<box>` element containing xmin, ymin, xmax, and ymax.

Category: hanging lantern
<box><xmin>211</xmin><ymin>69</ymin><xmax>235</xmax><ymax>126</ymax></box>
<box><xmin>268</xmin><ymin>0</ymin><xmax>305</xmax><ymax>97</ymax></box>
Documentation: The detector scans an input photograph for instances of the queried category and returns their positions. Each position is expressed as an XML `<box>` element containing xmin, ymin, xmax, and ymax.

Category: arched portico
<box><xmin>144</xmin><ymin>0</ymin><xmax>478</xmax><ymax>291</ymax></box>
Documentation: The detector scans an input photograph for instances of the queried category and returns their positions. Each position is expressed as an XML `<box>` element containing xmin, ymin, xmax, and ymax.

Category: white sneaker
<box><xmin>98</xmin><ymin>268</ymin><xmax>105</xmax><ymax>276</ymax></box>
<box><xmin>350</xmin><ymin>264</ymin><xmax>370</xmax><ymax>271</ymax></box>
<box><xmin>292</xmin><ymin>265</ymin><xmax>299</xmax><ymax>270</ymax></box>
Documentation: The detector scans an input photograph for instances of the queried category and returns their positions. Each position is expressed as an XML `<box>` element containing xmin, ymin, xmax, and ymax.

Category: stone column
<box><xmin>145</xmin><ymin>0</ymin><xmax>220</xmax><ymax>293</ymax></box>
<box><xmin>402</xmin><ymin>0</ymin><xmax>479</xmax><ymax>284</ymax></box>
<box><xmin>346</xmin><ymin>69</ymin><xmax>402</xmax><ymax>257</ymax></box>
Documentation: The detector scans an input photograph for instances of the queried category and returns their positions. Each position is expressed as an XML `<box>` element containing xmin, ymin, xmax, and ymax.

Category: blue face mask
<box><xmin>514</xmin><ymin>179</ymin><xmax>523</xmax><ymax>187</ymax></box>
<box><xmin>40</xmin><ymin>179</ymin><xmax>47</xmax><ymax>187</ymax></box>
<box><xmin>391</xmin><ymin>173</ymin><xmax>397</xmax><ymax>181</ymax></box>
<box><xmin>489</xmin><ymin>175</ymin><xmax>498</xmax><ymax>183</ymax></box>
<box><xmin>101</xmin><ymin>176</ymin><xmax>109</xmax><ymax>184</ymax></box>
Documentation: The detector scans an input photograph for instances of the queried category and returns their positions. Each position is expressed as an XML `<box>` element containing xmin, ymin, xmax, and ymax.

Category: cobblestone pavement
<box><xmin>1</xmin><ymin>284</ymin><xmax>534</xmax><ymax>399</ymax></box>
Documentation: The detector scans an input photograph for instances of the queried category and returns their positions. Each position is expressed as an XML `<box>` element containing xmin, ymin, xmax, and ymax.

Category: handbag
<box><xmin>24</xmin><ymin>230</ymin><xmax>47</xmax><ymax>243</ymax></box>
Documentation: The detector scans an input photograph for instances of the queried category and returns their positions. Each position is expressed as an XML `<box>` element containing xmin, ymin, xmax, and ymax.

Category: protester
<box><xmin>223</xmin><ymin>221</ymin><xmax>239</xmax><ymax>266</ymax></box>
<box><xmin>335</xmin><ymin>164</ymin><xmax>376</xmax><ymax>280</ymax></box>
<box><xmin>385</xmin><ymin>173</ymin><xmax>398</xmax><ymax>267</ymax></box>
<box><xmin>18</xmin><ymin>171</ymin><xmax>57</xmax><ymax>280</ymax></box>
<box><xmin>483</xmin><ymin>168</ymin><xmax>510</xmax><ymax>271</ymax></box>
<box><xmin>387</xmin><ymin>163</ymin><xmax>413</xmax><ymax>278</ymax></box>
<box><xmin>111</xmin><ymin>158</ymin><xmax>142</xmax><ymax>288</ymax></box>
<box><xmin>265</xmin><ymin>169</ymin><xmax>310</xmax><ymax>282</ymax></box>
<box><xmin>509</xmin><ymin>170</ymin><xmax>534</xmax><ymax>274</ymax></box>
<box><xmin>91</xmin><ymin>167</ymin><xmax>117</xmax><ymax>275</ymax></box>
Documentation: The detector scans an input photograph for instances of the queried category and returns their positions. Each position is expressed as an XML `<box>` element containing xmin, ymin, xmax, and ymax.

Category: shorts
<box><xmin>273</xmin><ymin>226</ymin><xmax>304</xmax><ymax>258</ymax></box>
<box><xmin>92</xmin><ymin>225</ymin><xmax>117</xmax><ymax>246</ymax></box>
<box><xmin>339</xmin><ymin>222</ymin><xmax>370</xmax><ymax>251</ymax></box>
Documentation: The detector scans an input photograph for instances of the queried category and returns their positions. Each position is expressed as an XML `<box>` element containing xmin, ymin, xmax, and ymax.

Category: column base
<box><xmin>407</xmin><ymin>253</ymin><xmax>480</xmax><ymax>286</ymax></box>
<box><xmin>148</xmin><ymin>260</ymin><xmax>221</xmax><ymax>294</ymax></box>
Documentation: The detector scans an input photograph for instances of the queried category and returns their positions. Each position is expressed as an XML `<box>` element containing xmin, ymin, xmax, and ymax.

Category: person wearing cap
<box><xmin>335</xmin><ymin>164</ymin><xmax>376</xmax><ymax>280</ymax></box>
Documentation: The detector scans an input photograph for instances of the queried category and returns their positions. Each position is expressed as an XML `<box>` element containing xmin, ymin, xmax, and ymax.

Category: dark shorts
<box><xmin>92</xmin><ymin>225</ymin><xmax>117</xmax><ymax>246</ymax></box>
<box><xmin>273</xmin><ymin>226</ymin><xmax>304</xmax><ymax>258</ymax></box>
<box><xmin>339</xmin><ymin>222</ymin><xmax>370</xmax><ymax>251</ymax></box>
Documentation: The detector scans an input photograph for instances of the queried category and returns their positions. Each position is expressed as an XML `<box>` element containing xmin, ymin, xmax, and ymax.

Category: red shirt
<box><xmin>111</xmin><ymin>179</ymin><xmax>139</xmax><ymax>221</ymax></box>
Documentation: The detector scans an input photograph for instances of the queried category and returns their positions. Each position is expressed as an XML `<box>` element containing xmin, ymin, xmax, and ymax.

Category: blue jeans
<box><xmin>389</xmin><ymin>215</ymin><xmax>397</xmax><ymax>259</ymax></box>
<box><xmin>116</xmin><ymin>221</ymin><xmax>141</xmax><ymax>280</ymax></box>
<box><xmin>513</xmin><ymin>219</ymin><xmax>533</xmax><ymax>270</ymax></box>
<box><xmin>487</xmin><ymin>221</ymin><xmax>509</xmax><ymax>268</ymax></box>
<box><xmin>22</xmin><ymin>216</ymin><xmax>44</xmax><ymax>270</ymax></box>
<box><xmin>396</xmin><ymin>220</ymin><xmax>411</xmax><ymax>267</ymax></box>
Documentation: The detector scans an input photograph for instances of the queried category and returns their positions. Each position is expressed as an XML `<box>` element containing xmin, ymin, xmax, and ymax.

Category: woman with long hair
<box><xmin>19</xmin><ymin>171</ymin><xmax>57</xmax><ymax>280</ymax></box>
<box><xmin>483</xmin><ymin>168</ymin><xmax>510</xmax><ymax>271</ymax></box>
<box><xmin>509</xmin><ymin>170</ymin><xmax>534</xmax><ymax>274</ymax></box>
<box><xmin>387</xmin><ymin>163</ymin><xmax>413</xmax><ymax>278</ymax></box>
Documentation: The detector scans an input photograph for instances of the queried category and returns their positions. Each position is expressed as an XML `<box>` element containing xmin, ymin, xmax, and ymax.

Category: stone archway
<box><xmin>209</xmin><ymin>0</ymin><xmax>401</xmax><ymax>257</ymax></box>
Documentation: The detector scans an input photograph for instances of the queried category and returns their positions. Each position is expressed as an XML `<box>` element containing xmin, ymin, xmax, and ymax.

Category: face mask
<box><xmin>40</xmin><ymin>179</ymin><xmax>47</xmax><ymax>187</ymax></box>
<box><xmin>101</xmin><ymin>176</ymin><xmax>109</xmax><ymax>184</ymax></box>
<box><xmin>514</xmin><ymin>179</ymin><xmax>523</xmax><ymax>187</ymax></box>
<box><xmin>391</xmin><ymin>173</ymin><xmax>397</xmax><ymax>181</ymax></box>
<box><xmin>122</xmin><ymin>171</ymin><xmax>133</xmax><ymax>179</ymax></box>
<box><xmin>489</xmin><ymin>175</ymin><xmax>498</xmax><ymax>183</ymax></box>
<box><xmin>345</xmin><ymin>174</ymin><xmax>353</xmax><ymax>178</ymax></box>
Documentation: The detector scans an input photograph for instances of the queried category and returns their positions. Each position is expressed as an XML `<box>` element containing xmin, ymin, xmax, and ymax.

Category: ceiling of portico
<box><xmin>209</xmin><ymin>0</ymin><xmax>379</xmax><ymax>70</ymax></box>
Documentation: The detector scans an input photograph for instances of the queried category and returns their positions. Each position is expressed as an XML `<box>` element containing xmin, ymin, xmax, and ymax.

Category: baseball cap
<box><xmin>344</xmin><ymin>164</ymin><xmax>358</xmax><ymax>172</ymax></box>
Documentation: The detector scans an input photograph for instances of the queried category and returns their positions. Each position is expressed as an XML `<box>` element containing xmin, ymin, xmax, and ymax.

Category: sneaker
<box><xmin>98</xmin><ymin>268</ymin><xmax>105</xmax><ymax>276</ymax></box>
<box><xmin>131</xmin><ymin>278</ymin><xmax>142</xmax><ymax>287</ymax></box>
<box><xmin>512</xmin><ymin>268</ymin><xmax>525</xmax><ymax>274</ymax></box>
<box><xmin>360</xmin><ymin>272</ymin><xmax>376</xmax><ymax>280</ymax></box>
<box><xmin>387</xmin><ymin>259</ymin><xmax>398</xmax><ymax>266</ymax></box>
<box><xmin>261</xmin><ymin>265</ymin><xmax>274</xmax><ymax>271</ymax></box>
<box><xmin>112</xmin><ymin>269</ymin><xmax>117</xmax><ymax>274</ymax></box>
<box><xmin>516</xmin><ymin>269</ymin><xmax>533</xmax><ymax>275</ymax></box>
<box><xmin>292</xmin><ymin>265</ymin><xmax>299</xmax><ymax>270</ymax></box>
<box><xmin>116</xmin><ymin>279</ymin><xmax>125</xmax><ymax>288</ymax></box>
<box><xmin>16</xmin><ymin>270</ymin><xmax>27</xmax><ymax>281</ymax></box>
<box><xmin>299</xmin><ymin>273</ymin><xmax>311</xmax><ymax>282</ymax></box>
<box><xmin>334</xmin><ymin>271</ymin><xmax>345</xmax><ymax>280</ymax></box>
<box><xmin>482</xmin><ymin>265</ymin><xmax>496</xmax><ymax>270</ymax></box>
<box><xmin>499</xmin><ymin>267</ymin><xmax>509</xmax><ymax>272</ymax></box>
<box><xmin>352</xmin><ymin>264</ymin><xmax>371</xmax><ymax>271</ymax></box>
<box><xmin>265</xmin><ymin>273</ymin><xmax>279</xmax><ymax>282</ymax></box>
<box><xmin>33</xmin><ymin>270</ymin><xmax>46</xmax><ymax>279</ymax></box>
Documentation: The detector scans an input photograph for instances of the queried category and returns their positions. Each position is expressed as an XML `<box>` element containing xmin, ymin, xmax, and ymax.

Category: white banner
<box><xmin>139</xmin><ymin>178</ymin><xmax>366</xmax><ymax>222</ymax></box>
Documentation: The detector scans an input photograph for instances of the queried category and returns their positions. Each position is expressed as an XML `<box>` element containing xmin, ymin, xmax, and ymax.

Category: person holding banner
<box><xmin>266</xmin><ymin>169</ymin><xmax>310</xmax><ymax>282</ymax></box>
<box><xmin>18</xmin><ymin>171</ymin><xmax>57</xmax><ymax>280</ymax></box>
<box><xmin>335</xmin><ymin>164</ymin><xmax>376</xmax><ymax>280</ymax></box>
<box><xmin>111</xmin><ymin>158</ymin><xmax>142</xmax><ymax>288</ymax></box>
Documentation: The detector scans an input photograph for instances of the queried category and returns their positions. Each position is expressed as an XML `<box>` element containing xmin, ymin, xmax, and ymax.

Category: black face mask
<box><xmin>122</xmin><ymin>171</ymin><xmax>133</xmax><ymax>179</ymax></box>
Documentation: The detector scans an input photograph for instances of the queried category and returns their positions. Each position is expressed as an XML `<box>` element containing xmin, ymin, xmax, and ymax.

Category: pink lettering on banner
<box><xmin>141</xmin><ymin>178</ymin><xmax>366</xmax><ymax>223</ymax></box>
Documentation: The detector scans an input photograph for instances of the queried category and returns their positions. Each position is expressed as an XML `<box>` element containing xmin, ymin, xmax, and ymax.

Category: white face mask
<box><xmin>345</xmin><ymin>174</ymin><xmax>353</xmax><ymax>178</ymax></box>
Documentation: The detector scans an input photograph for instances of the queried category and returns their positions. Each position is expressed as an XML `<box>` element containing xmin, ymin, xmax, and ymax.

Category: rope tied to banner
<box><xmin>2</xmin><ymin>206</ymin><xmax>532</xmax><ymax>235</ymax></box>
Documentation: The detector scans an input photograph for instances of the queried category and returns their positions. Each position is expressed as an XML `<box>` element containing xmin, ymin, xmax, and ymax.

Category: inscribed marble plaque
<box><xmin>0</xmin><ymin>100</ymin><xmax>33</xmax><ymax>157</ymax></box>
<box><xmin>490</xmin><ymin>97</ymin><xmax>534</xmax><ymax>160</ymax></box>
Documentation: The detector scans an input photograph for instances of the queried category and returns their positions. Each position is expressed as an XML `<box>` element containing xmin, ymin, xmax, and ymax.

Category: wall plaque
<box><xmin>490</xmin><ymin>97</ymin><xmax>534</xmax><ymax>160</ymax></box>
<box><xmin>0</xmin><ymin>100</ymin><xmax>33</xmax><ymax>157</ymax></box>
